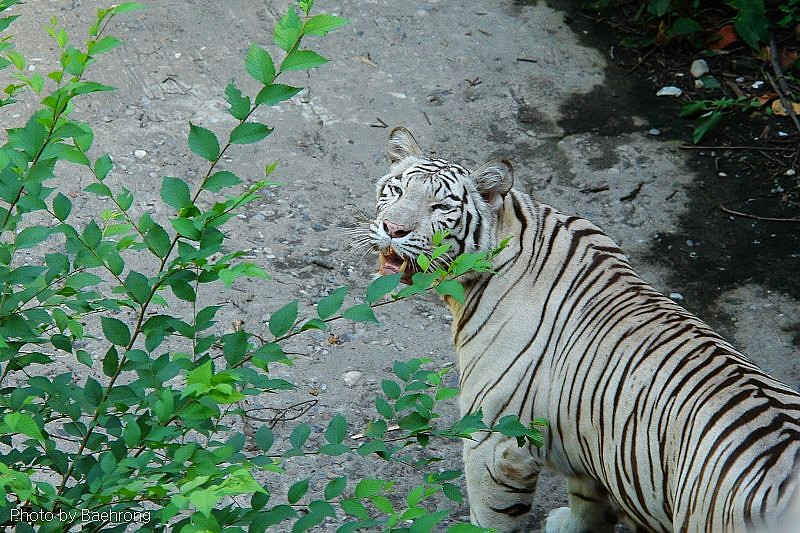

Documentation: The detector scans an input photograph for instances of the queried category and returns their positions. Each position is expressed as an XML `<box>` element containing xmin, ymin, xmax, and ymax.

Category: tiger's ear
<box><xmin>471</xmin><ymin>159</ymin><xmax>513</xmax><ymax>209</ymax></box>
<box><xmin>387</xmin><ymin>126</ymin><xmax>422</xmax><ymax>164</ymax></box>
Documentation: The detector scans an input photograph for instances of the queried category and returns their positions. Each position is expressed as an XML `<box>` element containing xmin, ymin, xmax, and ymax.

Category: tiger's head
<box><xmin>370</xmin><ymin>126</ymin><xmax>513</xmax><ymax>283</ymax></box>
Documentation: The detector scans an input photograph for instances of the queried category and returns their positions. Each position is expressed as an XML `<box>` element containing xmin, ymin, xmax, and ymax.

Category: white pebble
<box><xmin>174</xmin><ymin>52</ymin><xmax>182</xmax><ymax>59</ymax></box>
<box><xmin>785</xmin><ymin>168</ymin><xmax>796</xmax><ymax>176</ymax></box>
<box><xmin>669</xmin><ymin>292</ymin><xmax>684</xmax><ymax>302</ymax></box>
<box><xmin>134</xmin><ymin>149</ymin><xmax>147</xmax><ymax>159</ymax></box>
<box><xmin>690</xmin><ymin>59</ymin><xmax>709</xmax><ymax>78</ymax></box>
<box><xmin>648</xmin><ymin>128</ymin><xmax>661</xmax><ymax>136</ymax></box>
<box><xmin>656</xmin><ymin>86</ymin><xmax>683</xmax><ymax>97</ymax></box>
<box><xmin>751</xmin><ymin>80</ymin><xmax>765</xmax><ymax>89</ymax></box>
<box><xmin>342</xmin><ymin>371</ymin><xmax>364</xmax><ymax>388</ymax></box>
<box><xmin>718</xmin><ymin>172</ymin><xmax>727</xmax><ymax>177</ymax></box>
<box><xmin>694</xmin><ymin>79</ymin><xmax>705</xmax><ymax>89</ymax></box>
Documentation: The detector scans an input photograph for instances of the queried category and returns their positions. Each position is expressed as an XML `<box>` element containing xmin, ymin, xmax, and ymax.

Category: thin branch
<box><xmin>679</xmin><ymin>144</ymin><xmax>797</xmax><ymax>152</ymax></box>
<box><xmin>719</xmin><ymin>203</ymin><xmax>800</xmax><ymax>223</ymax></box>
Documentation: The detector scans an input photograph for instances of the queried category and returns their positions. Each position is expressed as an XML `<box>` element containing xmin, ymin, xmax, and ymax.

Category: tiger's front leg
<box><xmin>544</xmin><ymin>477</ymin><xmax>618</xmax><ymax>533</ymax></box>
<box><xmin>464</xmin><ymin>434</ymin><xmax>539</xmax><ymax>532</ymax></box>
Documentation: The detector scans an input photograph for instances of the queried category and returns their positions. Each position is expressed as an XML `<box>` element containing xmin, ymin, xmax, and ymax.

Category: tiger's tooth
<box><xmin>400</xmin><ymin>259</ymin><xmax>408</xmax><ymax>272</ymax></box>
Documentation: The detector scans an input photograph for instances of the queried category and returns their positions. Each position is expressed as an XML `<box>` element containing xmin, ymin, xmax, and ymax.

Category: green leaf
<box><xmin>269</xmin><ymin>301</ymin><xmax>298</xmax><ymax>338</ymax></box>
<box><xmin>0</xmin><ymin>15</ymin><xmax>19</xmax><ymax>34</ymax></box>
<box><xmin>124</xmin><ymin>271</ymin><xmax>151</xmax><ymax>304</ymax></box>
<box><xmin>101</xmin><ymin>316</ymin><xmax>131</xmax><ymax>346</ymax></box>
<box><xmin>224</xmin><ymin>81</ymin><xmax>251</xmax><ymax>120</ymax></box>
<box><xmin>324</xmin><ymin>414</ymin><xmax>347</xmax><ymax>444</ymax></box>
<box><xmin>317</xmin><ymin>286</ymin><xmax>348</xmax><ymax>319</ymax></box>
<box><xmin>304</xmin><ymin>14</ymin><xmax>348</xmax><ymax>36</ymax></box>
<box><xmin>161</xmin><ymin>176</ymin><xmax>192</xmax><ymax>210</ymax></box>
<box><xmin>324</xmin><ymin>477</ymin><xmax>346</xmax><ymax>501</ymax></box>
<box><xmin>229</xmin><ymin>122</ymin><xmax>273</xmax><ymax>145</ymax></box>
<box><xmin>110</xmin><ymin>2</ymin><xmax>145</xmax><ymax>15</ymax></box>
<box><xmin>340</xmin><ymin>498</ymin><xmax>369</xmax><ymax>520</ymax></box>
<box><xmin>442</xmin><ymin>483</ymin><xmax>463</xmax><ymax>503</ymax></box>
<box><xmin>85</xmin><ymin>182</ymin><xmax>112</xmax><ymax>197</ymax></box>
<box><xmin>293</xmin><ymin>511</ymin><xmax>325</xmax><ymax>533</ymax></box>
<box><xmin>692</xmin><ymin>110</ymin><xmax>723</xmax><ymax>144</ymax></box>
<box><xmin>245</xmin><ymin>43</ymin><xmax>275</xmax><ymax>84</ymax></box>
<box><xmin>300</xmin><ymin>318</ymin><xmax>328</xmax><ymax>331</ymax></box>
<box><xmin>103</xmin><ymin>347</ymin><xmax>119</xmax><ymax>377</ymax></box>
<box><xmin>416</xmin><ymin>253</ymin><xmax>430</xmax><ymax>272</ymax></box>
<box><xmin>16</xmin><ymin>226</ymin><xmax>51</xmax><ymax>249</ymax></box>
<box><xmin>435</xmin><ymin>387</ymin><xmax>460</xmax><ymax>401</ymax></box>
<box><xmin>88</xmin><ymin>35</ymin><xmax>122</xmax><ymax>55</ymax></box>
<box><xmin>493</xmin><ymin>415</ymin><xmax>528</xmax><ymax>437</ymax></box>
<box><xmin>188</xmin><ymin>122</ymin><xmax>220</xmax><ymax>162</ymax></box>
<box><xmin>171</xmin><ymin>217</ymin><xmax>200</xmax><ymax>240</ymax></box>
<box><xmin>53</xmin><ymin>193</ymin><xmax>72</xmax><ymax>222</ymax></box>
<box><xmin>204</xmin><ymin>170</ymin><xmax>241</xmax><ymax>192</ymax></box>
<box><xmin>365</xmin><ymin>273</ymin><xmax>401</xmax><ymax>304</ymax></box>
<box><xmin>342</xmin><ymin>304</ymin><xmax>377</xmax><ymax>323</ymax></box>
<box><xmin>95</xmin><ymin>153</ymin><xmax>113</xmax><ymax>180</ymax></box>
<box><xmin>145</xmin><ymin>224</ymin><xmax>171</xmax><ymax>258</ymax></box>
<box><xmin>287</xmin><ymin>479</ymin><xmax>309</xmax><ymax>504</ymax></box>
<box><xmin>435</xmin><ymin>279</ymin><xmax>465</xmax><ymax>304</ymax></box>
<box><xmin>281</xmin><ymin>50</ymin><xmax>328</xmax><ymax>72</ymax></box>
<box><xmin>255</xmin><ymin>84</ymin><xmax>303</xmax><ymax>106</ymax></box>
<box><xmin>255</xmin><ymin>426</ymin><xmax>275</xmax><ymax>451</ymax></box>
<box><xmin>354</xmin><ymin>479</ymin><xmax>384</xmax><ymax>498</ymax></box>
<box><xmin>381</xmin><ymin>379</ymin><xmax>401</xmax><ymax>400</ymax></box>
<box><xmin>3</xmin><ymin>413</ymin><xmax>43</xmax><ymax>442</ymax></box>
<box><xmin>680</xmin><ymin>101</ymin><xmax>710</xmax><ymax>118</ymax></box>
<box><xmin>446</xmin><ymin>524</ymin><xmax>486</xmax><ymax>533</ymax></box>
<box><xmin>669</xmin><ymin>17</ymin><xmax>702</xmax><ymax>36</ymax></box>
<box><xmin>406</xmin><ymin>485</ymin><xmax>425</xmax><ymax>508</ymax></box>
<box><xmin>84</xmin><ymin>377</ymin><xmax>103</xmax><ymax>406</ymax></box>
<box><xmin>289</xmin><ymin>423</ymin><xmax>311</xmax><ymax>449</ymax></box>
<box><xmin>273</xmin><ymin>7</ymin><xmax>302</xmax><ymax>51</ymax></box>
<box><xmin>730</xmin><ymin>0</ymin><xmax>770</xmax><ymax>49</ymax></box>
<box><xmin>375</xmin><ymin>397</ymin><xmax>393</xmax><ymax>419</ymax></box>
<box><xmin>319</xmin><ymin>443</ymin><xmax>349</xmax><ymax>456</ymax></box>
<box><xmin>123</xmin><ymin>417</ymin><xmax>141</xmax><ymax>447</ymax></box>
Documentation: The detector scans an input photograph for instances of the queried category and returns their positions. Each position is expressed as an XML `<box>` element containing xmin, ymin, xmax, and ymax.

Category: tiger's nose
<box><xmin>383</xmin><ymin>220</ymin><xmax>411</xmax><ymax>238</ymax></box>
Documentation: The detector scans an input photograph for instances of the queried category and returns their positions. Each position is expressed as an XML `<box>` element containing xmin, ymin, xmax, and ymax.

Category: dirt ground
<box><xmin>5</xmin><ymin>0</ymin><xmax>799</xmax><ymax>531</ymax></box>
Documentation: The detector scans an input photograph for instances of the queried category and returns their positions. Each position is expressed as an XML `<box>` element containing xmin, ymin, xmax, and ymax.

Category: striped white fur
<box><xmin>369</xmin><ymin>127</ymin><xmax>800</xmax><ymax>532</ymax></box>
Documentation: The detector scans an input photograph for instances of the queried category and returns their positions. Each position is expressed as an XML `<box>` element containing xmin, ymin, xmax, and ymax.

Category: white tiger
<box><xmin>368</xmin><ymin>126</ymin><xmax>800</xmax><ymax>532</ymax></box>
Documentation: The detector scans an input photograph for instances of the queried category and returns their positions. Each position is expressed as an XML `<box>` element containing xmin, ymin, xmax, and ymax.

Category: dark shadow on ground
<box><xmin>548</xmin><ymin>0</ymin><xmax>800</xmax><ymax>332</ymax></box>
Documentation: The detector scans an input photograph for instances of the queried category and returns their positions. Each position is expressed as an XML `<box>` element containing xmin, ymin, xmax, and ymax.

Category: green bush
<box><xmin>0</xmin><ymin>2</ymin><xmax>543</xmax><ymax>531</ymax></box>
<box><xmin>593</xmin><ymin>0</ymin><xmax>797</xmax><ymax>50</ymax></box>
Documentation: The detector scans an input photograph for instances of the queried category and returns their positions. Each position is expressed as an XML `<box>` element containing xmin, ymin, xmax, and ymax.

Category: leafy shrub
<box><xmin>0</xmin><ymin>2</ymin><xmax>543</xmax><ymax>531</ymax></box>
<box><xmin>591</xmin><ymin>0</ymin><xmax>793</xmax><ymax>50</ymax></box>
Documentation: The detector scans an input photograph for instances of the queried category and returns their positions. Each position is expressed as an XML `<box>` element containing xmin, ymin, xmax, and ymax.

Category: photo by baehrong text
<box><xmin>10</xmin><ymin>508</ymin><xmax>151</xmax><ymax>525</ymax></box>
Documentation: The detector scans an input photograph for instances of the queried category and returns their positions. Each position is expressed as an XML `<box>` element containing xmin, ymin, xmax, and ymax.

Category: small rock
<box><xmin>174</xmin><ymin>52</ymin><xmax>182</xmax><ymax>59</ymax></box>
<box><xmin>669</xmin><ymin>292</ymin><xmax>684</xmax><ymax>302</ymax></box>
<box><xmin>134</xmin><ymin>149</ymin><xmax>147</xmax><ymax>159</ymax></box>
<box><xmin>342</xmin><ymin>371</ymin><xmax>364</xmax><ymax>388</ymax></box>
<box><xmin>718</xmin><ymin>172</ymin><xmax>727</xmax><ymax>177</ymax></box>
<box><xmin>751</xmin><ymin>80</ymin><xmax>765</xmax><ymax>89</ymax></box>
<box><xmin>690</xmin><ymin>59</ymin><xmax>709</xmax><ymax>78</ymax></box>
<box><xmin>786</xmin><ymin>169</ymin><xmax>796</xmax><ymax>176</ymax></box>
<box><xmin>694</xmin><ymin>79</ymin><xmax>705</xmax><ymax>89</ymax></box>
<box><xmin>656</xmin><ymin>86</ymin><xmax>683</xmax><ymax>97</ymax></box>
<box><xmin>648</xmin><ymin>128</ymin><xmax>661</xmax><ymax>136</ymax></box>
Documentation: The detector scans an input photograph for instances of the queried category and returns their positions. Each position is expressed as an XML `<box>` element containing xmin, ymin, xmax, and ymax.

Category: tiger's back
<box><xmin>370</xmin><ymin>127</ymin><xmax>800</xmax><ymax>532</ymax></box>
<box><xmin>453</xmin><ymin>189</ymin><xmax>800</xmax><ymax>531</ymax></box>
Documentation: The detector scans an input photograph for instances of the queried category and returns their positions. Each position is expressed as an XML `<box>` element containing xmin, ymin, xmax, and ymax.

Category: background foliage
<box><xmin>0</xmin><ymin>2</ymin><xmax>542</xmax><ymax>531</ymax></box>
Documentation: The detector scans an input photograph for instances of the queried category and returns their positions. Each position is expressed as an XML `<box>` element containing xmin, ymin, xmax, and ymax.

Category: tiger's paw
<box><xmin>543</xmin><ymin>507</ymin><xmax>574</xmax><ymax>533</ymax></box>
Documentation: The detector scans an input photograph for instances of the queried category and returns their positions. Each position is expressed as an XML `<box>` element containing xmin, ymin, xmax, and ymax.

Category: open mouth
<box><xmin>378</xmin><ymin>246</ymin><xmax>415</xmax><ymax>284</ymax></box>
